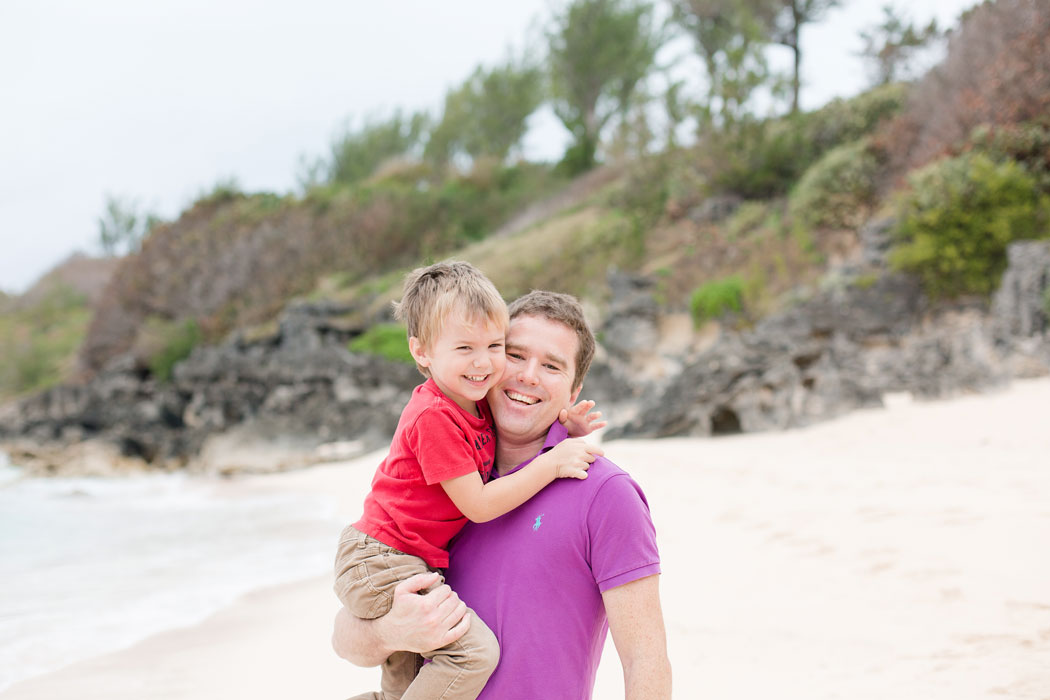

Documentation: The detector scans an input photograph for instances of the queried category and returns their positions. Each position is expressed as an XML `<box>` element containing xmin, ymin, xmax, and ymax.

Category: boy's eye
<box><xmin>489</xmin><ymin>343</ymin><xmax>504</xmax><ymax>350</ymax></box>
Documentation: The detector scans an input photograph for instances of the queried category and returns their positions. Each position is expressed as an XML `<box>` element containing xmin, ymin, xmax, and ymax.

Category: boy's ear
<box><xmin>408</xmin><ymin>337</ymin><xmax>430</xmax><ymax>367</ymax></box>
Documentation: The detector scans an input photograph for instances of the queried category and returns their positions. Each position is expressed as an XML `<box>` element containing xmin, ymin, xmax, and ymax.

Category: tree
<box><xmin>97</xmin><ymin>195</ymin><xmax>159</xmax><ymax>256</ymax></box>
<box><xmin>670</xmin><ymin>0</ymin><xmax>772</xmax><ymax>130</ymax></box>
<box><xmin>467</xmin><ymin>59</ymin><xmax>544</xmax><ymax>162</ymax></box>
<box><xmin>548</xmin><ymin>0</ymin><xmax>662</xmax><ymax>174</ymax></box>
<box><xmin>325</xmin><ymin>110</ymin><xmax>429</xmax><ymax>185</ymax></box>
<box><xmin>859</xmin><ymin>5</ymin><xmax>941</xmax><ymax>87</ymax></box>
<box><xmin>425</xmin><ymin>57</ymin><xmax>544</xmax><ymax>168</ymax></box>
<box><xmin>762</xmin><ymin>0</ymin><xmax>841</xmax><ymax>114</ymax></box>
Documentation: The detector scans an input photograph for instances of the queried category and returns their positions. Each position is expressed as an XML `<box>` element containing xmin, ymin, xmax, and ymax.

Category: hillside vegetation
<box><xmin>2</xmin><ymin>0</ymin><xmax>1048</xmax><ymax>401</ymax></box>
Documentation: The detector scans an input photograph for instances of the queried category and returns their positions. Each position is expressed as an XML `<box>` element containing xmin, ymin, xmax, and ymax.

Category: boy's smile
<box><xmin>409</xmin><ymin>313</ymin><xmax>507</xmax><ymax>417</ymax></box>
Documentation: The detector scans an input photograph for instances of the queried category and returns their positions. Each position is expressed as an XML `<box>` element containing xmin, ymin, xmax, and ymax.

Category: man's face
<box><xmin>488</xmin><ymin>313</ymin><xmax>580</xmax><ymax>444</ymax></box>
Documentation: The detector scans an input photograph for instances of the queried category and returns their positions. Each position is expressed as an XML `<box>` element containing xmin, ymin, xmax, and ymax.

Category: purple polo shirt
<box><xmin>446</xmin><ymin>422</ymin><xmax>661</xmax><ymax>699</ymax></box>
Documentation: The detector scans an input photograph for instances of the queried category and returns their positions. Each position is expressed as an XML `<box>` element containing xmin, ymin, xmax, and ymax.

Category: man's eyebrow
<box><xmin>543</xmin><ymin>351</ymin><xmax>569</xmax><ymax>368</ymax></box>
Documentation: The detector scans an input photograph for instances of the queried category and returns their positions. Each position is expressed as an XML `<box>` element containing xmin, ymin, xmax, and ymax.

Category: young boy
<box><xmin>334</xmin><ymin>261</ymin><xmax>603</xmax><ymax>700</ymax></box>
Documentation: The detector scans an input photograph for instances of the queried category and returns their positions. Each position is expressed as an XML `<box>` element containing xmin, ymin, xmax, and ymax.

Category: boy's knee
<box><xmin>473</xmin><ymin>620</ymin><xmax>500</xmax><ymax>674</ymax></box>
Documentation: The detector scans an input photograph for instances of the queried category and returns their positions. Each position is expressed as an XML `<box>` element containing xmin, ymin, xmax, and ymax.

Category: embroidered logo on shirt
<box><xmin>533</xmin><ymin>514</ymin><xmax>544</xmax><ymax>531</ymax></box>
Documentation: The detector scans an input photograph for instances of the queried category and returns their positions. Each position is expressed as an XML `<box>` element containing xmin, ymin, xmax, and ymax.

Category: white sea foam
<box><xmin>0</xmin><ymin>467</ymin><xmax>343</xmax><ymax>692</ymax></box>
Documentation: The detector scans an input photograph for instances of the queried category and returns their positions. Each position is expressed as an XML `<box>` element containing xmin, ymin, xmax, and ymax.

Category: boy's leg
<box><xmin>334</xmin><ymin>526</ymin><xmax>432</xmax><ymax>699</ymax></box>
<box><xmin>345</xmin><ymin>651</ymin><xmax>422</xmax><ymax>700</ymax></box>
<box><xmin>400</xmin><ymin>608</ymin><xmax>499</xmax><ymax>700</ymax></box>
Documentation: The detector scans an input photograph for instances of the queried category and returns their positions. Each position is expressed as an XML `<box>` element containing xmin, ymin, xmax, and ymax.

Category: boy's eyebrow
<box><xmin>454</xmin><ymin>333</ymin><xmax>505</xmax><ymax>345</ymax></box>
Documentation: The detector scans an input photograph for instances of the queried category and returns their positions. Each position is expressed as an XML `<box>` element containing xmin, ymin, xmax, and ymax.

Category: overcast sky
<box><xmin>0</xmin><ymin>0</ymin><xmax>978</xmax><ymax>294</ymax></box>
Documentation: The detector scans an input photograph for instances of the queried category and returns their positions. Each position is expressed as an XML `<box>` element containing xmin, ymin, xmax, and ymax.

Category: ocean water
<box><xmin>0</xmin><ymin>452</ymin><xmax>344</xmax><ymax>692</ymax></box>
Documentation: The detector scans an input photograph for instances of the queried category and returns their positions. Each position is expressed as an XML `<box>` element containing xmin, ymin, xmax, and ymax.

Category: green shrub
<box><xmin>348</xmin><ymin>323</ymin><xmax>415</xmax><ymax>364</ymax></box>
<box><xmin>708</xmin><ymin>83</ymin><xmax>906</xmax><ymax>199</ymax></box>
<box><xmin>1042</xmin><ymin>286</ymin><xmax>1050</xmax><ymax>319</ymax></box>
<box><xmin>148</xmin><ymin>319</ymin><xmax>201</xmax><ymax>382</ymax></box>
<box><xmin>851</xmin><ymin>272</ymin><xmax>880</xmax><ymax>290</ymax></box>
<box><xmin>726</xmin><ymin>201</ymin><xmax>771</xmax><ymax>240</ymax></box>
<box><xmin>0</xmin><ymin>286</ymin><xmax>91</xmax><ymax>399</ymax></box>
<box><xmin>890</xmin><ymin>153</ymin><xmax>1050</xmax><ymax>298</ymax></box>
<box><xmin>802</xmin><ymin>82</ymin><xmax>907</xmax><ymax>155</ymax></box>
<box><xmin>616</xmin><ymin>154</ymin><xmax>671</xmax><ymax>226</ymax></box>
<box><xmin>789</xmin><ymin>138</ymin><xmax>880</xmax><ymax>232</ymax></box>
<box><xmin>690</xmin><ymin>276</ymin><xmax>745</xmax><ymax>325</ymax></box>
<box><xmin>967</xmin><ymin>121</ymin><xmax>1050</xmax><ymax>190</ymax></box>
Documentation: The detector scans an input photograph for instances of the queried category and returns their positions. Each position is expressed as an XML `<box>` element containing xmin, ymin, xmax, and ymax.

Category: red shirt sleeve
<box><xmin>409</xmin><ymin>405</ymin><xmax>484</xmax><ymax>485</ymax></box>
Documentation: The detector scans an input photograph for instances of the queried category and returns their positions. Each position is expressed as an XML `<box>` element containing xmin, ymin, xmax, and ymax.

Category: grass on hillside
<box><xmin>0</xmin><ymin>286</ymin><xmax>91</xmax><ymax>400</ymax></box>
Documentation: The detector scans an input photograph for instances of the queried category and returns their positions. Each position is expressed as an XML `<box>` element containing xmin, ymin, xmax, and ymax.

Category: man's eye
<box><xmin>544</xmin><ymin>364</ymin><xmax>559</xmax><ymax>371</ymax></box>
<box><xmin>507</xmin><ymin>352</ymin><xmax>523</xmax><ymax>360</ymax></box>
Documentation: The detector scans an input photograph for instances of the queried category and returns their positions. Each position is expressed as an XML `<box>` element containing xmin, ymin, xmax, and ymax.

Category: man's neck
<box><xmin>495</xmin><ymin>433</ymin><xmax>549</xmax><ymax>476</ymax></box>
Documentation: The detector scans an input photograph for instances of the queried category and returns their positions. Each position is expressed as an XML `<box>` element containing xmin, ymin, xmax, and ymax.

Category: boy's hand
<box><xmin>547</xmin><ymin>437</ymin><xmax>603</xmax><ymax>479</ymax></box>
<box><xmin>559</xmin><ymin>399</ymin><xmax>607</xmax><ymax>437</ymax></box>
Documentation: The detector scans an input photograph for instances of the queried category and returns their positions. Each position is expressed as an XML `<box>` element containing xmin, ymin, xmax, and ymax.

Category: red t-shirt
<box><xmin>353</xmin><ymin>379</ymin><xmax>496</xmax><ymax>569</ymax></box>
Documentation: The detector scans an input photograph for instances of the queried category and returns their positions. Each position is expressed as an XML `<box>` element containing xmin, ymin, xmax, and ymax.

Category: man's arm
<box><xmin>602</xmin><ymin>574</ymin><xmax>672</xmax><ymax>700</ymax></box>
<box><xmin>331</xmin><ymin>572</ymin><xmax>470</xmax><ymax>666</ymax></box>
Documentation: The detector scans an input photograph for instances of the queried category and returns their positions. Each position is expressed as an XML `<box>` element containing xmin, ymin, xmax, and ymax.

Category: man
<box><xmin>333</xmin><ymin>291</ymin><xmax>671</xmax><ymax>699</ymax></box>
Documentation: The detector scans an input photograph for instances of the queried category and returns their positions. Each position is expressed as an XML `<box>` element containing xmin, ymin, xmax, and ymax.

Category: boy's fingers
<box><xmin>558</xmin><ymin>408</ymin><xmax>569</xmax><ymax>423</ymax></box>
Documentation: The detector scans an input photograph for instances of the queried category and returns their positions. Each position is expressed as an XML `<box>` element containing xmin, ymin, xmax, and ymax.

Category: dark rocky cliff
<box><xmin>2</xmin><ymin>240</ymin><xmax>1048</xmax><ymax>475</ymax></box>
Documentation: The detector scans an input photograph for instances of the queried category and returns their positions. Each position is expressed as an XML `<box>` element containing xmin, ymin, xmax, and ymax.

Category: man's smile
<box><xmin>504</xmin><ymin>390</ymin><xmax>539</xmax><ymax>405</ymax></box>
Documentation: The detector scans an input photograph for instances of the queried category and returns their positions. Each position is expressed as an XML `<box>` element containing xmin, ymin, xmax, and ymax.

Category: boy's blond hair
<box><xmin>394</xmin><ymin>261</ymin><xmax>508</xmax><ymax>377</ymax></box>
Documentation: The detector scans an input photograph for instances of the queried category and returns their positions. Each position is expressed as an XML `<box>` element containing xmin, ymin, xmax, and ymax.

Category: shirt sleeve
<box><xmin>587</xmin><ymin>472</ymin><xmax>662</xmax><ymax>592</ymax></box>
<box><xmin>409</xmin><ymin>406</ymin><xmax>481</xmax><ymax>485</ymax></box>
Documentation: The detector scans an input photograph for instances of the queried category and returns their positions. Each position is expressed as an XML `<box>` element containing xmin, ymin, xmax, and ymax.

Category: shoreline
<box><xmin>4</xmin><ymin>378</ymin><xmax>1050</xmax><ymax>698</ymax></box>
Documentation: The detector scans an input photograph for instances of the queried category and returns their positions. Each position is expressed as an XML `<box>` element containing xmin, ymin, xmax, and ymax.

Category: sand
<box><xmin>4</xmin><ymin>378</ymin><xmax>1050</xmax><ymax>699</ymax></box>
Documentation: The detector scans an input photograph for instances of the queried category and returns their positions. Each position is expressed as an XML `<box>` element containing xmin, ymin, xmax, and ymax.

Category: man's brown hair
<box><xmin>394</xmin><ymin>261</ymin><xmax>508</xmax><ymax>377</ymax></box>
<box><xmin>507</xmin><ymin>291</ymin><xmax>595</xmax><ymax>393</ymax></box>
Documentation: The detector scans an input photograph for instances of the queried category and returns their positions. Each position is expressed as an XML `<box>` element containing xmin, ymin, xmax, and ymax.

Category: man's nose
<box><xmin>519</xmin><ymin>359</ymin><xmax>539</xmax><ymax>385</ymax></box>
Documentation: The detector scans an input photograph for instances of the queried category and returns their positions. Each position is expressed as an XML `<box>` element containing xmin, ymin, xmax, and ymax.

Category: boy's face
<box><xmin>409</xmin><ymin>312</ymin><xmax>507</xmax><ymax>416</ymax></box>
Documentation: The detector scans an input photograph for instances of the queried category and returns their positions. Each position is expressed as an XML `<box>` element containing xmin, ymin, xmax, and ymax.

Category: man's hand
<box><xmin>332</xmin><ymin>572</ymin><xmax>470</xmax><ymax>666</ymax></box>
<box><xmin>559</xmin><ymin>399</ymin><xmax>608</xmax><ymax>437</ymax></box>
<box><xmin>378</xmin><ymin>572</ymin><xmax>471</xmax><ymax>654</ymax></box>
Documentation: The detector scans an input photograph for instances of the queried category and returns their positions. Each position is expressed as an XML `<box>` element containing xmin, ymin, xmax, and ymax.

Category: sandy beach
<box><xmin>4</xmin><ymin>378</ymin><xmax>1050</xmax><ymax>699</ymax></box>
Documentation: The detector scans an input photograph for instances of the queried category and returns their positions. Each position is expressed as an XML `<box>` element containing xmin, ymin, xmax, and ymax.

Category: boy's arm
<box><xmin>441</xmin><ymin>438</ymin><xmax>603</xmax><ymax>523</ymax></box>
<box><xmin>332</xmin><ymin>573</ymin><xmax>470</xmax><ymax>666</ymax></box>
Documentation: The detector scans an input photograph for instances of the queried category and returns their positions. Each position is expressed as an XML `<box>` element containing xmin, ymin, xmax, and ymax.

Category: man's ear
<box><xmin>569</xmin><ymin>383</ymin><xmax>582</xmax><ymax>406</ymax></box>
<box><xmin>408</xmin><ymin>337</ymin><xmax>430</xmax><ymax>368</ymax></box>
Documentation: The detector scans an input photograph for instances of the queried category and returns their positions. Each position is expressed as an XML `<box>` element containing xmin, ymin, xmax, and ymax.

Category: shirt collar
<box><xmin>494</xmin><ymin>422</ymin><xmax>567</xmax><ymax>478</ymax></box>
<box><xmin>540</xmin><ymin>420</ymin><xmax>569</xmax><ymax>454</ymax></box>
